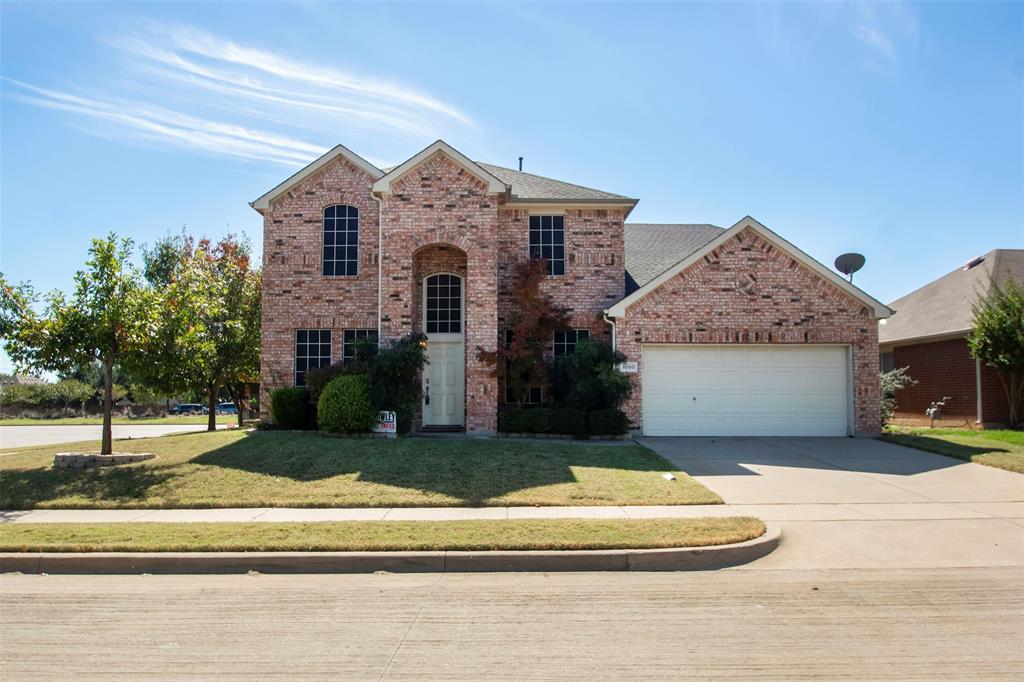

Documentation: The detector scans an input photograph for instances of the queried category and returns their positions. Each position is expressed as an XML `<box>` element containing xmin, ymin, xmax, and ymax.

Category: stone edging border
<box><xmin>0</xmin><ymin>525</ymin><xmax>780</xmax><ymax>574</ymax></box>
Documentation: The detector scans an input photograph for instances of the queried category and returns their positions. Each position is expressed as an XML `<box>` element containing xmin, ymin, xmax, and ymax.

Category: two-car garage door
<box><xmin>641</xmin><ymin>345</ymin><xmax>850</xmax><ymax>437</ymax></box>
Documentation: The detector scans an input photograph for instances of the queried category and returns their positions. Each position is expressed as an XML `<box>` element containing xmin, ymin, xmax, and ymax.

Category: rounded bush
<box><xmin>270</xmin><ymin>387</ymin><xmax>309</xmax><ymax>429</ymax></box>
<box><xmin>317</xmin><ymin>374</ymin><xmax>378</xmax><ymax>434</ymax></box>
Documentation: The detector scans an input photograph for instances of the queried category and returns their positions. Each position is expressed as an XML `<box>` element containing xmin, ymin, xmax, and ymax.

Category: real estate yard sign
<box><xmin>374</xmin><ymin>410</ymin><xmax>397</xmax><ymax>437</ymax></box>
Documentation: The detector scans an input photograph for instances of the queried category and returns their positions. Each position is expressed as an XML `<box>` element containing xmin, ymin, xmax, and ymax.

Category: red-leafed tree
<box><xmin>479</xmin><ymin>259</ymin><xmax>570</xmax><ymax>405</ymax></box>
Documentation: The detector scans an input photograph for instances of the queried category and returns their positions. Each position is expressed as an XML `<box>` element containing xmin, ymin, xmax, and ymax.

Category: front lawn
<box><xmin>0</xmin><ymin>415</ymin><xmax>234</xmax><ymax>426</ymax></box>
<box><xmin>882</xmin><ymin>428</ymin><xmax>1024</xmax><ymax>474</ymax></box>
<box><xmin>0</xmin><ymin>517</ymin><xmax>762</xmax><ymax>553</ymax></box>
<box><xmin>0</xmin><ymin>430</ymin><xmax>721</xmax><ymax>508</ymax></box>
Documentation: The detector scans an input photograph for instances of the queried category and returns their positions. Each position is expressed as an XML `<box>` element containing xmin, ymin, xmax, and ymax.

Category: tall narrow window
<box><xmin>295</xmin><ymin>329</ymin><xmax>332</xmax><ymax>387</ymax></box>
<box><xmin>553</xmin><ymin>329</ymin><xmax>590</xmax><ymax>357</ymax></box>
<box><xmin>528</xmin><ymin>215</ymin><xmax>565</xmax><ymax>276</ymax></box>
<box><xmin>343</xmin><ymin>329</ymin><xmax>378</xmax><ymax>361</ymax></box>
<box><xmin>425</xmin><ymin>273</ymin><xmax>462</xmax><ymax>334</ymax></box>
<box><xmin>323</xmin><ymin>205</ymin><xmax>358</xmax><ymax>276</ymax></box>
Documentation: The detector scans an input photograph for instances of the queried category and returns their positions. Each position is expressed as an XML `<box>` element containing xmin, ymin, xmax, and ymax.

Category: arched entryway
<box><xmin>412</xmin><ymin>244</ymin><xmax>468</xmax><ymax>429</ymax></box>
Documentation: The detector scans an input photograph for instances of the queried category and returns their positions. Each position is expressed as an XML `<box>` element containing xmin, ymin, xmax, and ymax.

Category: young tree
<box><xmin>479</xmin><ymin>259</ymin><xmax>570</xmax><ymax>405</ymax></box>
<box><xmin>51</xmin><ymin>379</ymin><xmax>96</xmax><ymax>416</ymax></box>
<box><xmin>143</xmin><ymin>234</ymin><xmax>261</xmax><ymax>430</ymax></box>
<box><xmin>879</xmin><ymin>366</ymin><xmax>917</xmax><ymax>428</ymax></box>
<box><xmin>0</xmin><ymin>235</ymin><xmax>154</xmax><ymax>453</ymax></box>
<box><xmin>967</xmin><ymin>278</ymin><xmax>1024</xmax><ymax>428</ymax></box>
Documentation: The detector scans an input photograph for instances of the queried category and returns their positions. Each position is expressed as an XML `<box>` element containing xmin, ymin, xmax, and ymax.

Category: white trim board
<box><xmin>606</xmin><ymin>215</ymin><xmax>894</xmax><ymax>319</ymax></box>
<box><xmin>250</xmin><ymin>145</ymin><xmax>384</xmax><ymax>212</ymax></box>
<box><xmin>372</xmin><ymin>140</ymin><xmax>508</xmax><ymax>195</ymax></box>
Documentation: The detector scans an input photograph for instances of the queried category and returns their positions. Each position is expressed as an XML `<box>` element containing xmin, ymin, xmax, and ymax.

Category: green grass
<box><xmin>882</xmin><ymin>428</ymin><xmax>1024</xmax><ymax>474</ymax></box>
<box><xmin>0</xmin><ymin>517</ymin><xmax>763</xmax><ymax>553</ymax></box>
<box><xmin>0</xmin><ymin>430</ymin><xmax>722</xmax><ymax>509</ymax></box>
<box><xmin>0</xmin><ymin>415</ymin><xmax>235</xmax><ymax>426</ymax></box>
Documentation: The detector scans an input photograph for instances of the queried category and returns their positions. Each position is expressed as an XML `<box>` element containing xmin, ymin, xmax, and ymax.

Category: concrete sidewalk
<box><xmin>3</xmin><ymin>500</ymin><xmax>1023</xmax><ymax>524</ymax></box>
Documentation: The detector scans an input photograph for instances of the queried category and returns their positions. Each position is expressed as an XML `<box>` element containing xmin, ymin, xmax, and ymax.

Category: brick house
<box><xmin>879</xmin><ymin>249</ymin><xmax>1023</xmax><ymax>426</ymax></box>
<box><xmin>252</xmin><ymin>140</ymin><xmax>891</xmax><ymax>437</ymax></box>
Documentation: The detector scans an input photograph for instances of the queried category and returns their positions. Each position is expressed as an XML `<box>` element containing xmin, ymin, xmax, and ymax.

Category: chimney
<box><xmin>518</xmin><ymin>156</ymin><xmax>523</xmax><ymax>172</ymax></box>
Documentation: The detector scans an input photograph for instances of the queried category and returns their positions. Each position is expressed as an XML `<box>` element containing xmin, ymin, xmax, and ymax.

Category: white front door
<box><xmin>422</xmin><ymin>273</ymin><xmax>465</xmax><ymax>427</ymax></box>
<box><xmin>641</xmin><ymin>344</ymin><xmax>850</xmax><ymax>437</ymax></box>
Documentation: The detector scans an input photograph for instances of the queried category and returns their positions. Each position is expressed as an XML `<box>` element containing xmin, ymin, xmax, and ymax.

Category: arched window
<box><xmin>323</xmin><ymin>205</ymin><xmax>358</xmax><ymax>276</ymax></box>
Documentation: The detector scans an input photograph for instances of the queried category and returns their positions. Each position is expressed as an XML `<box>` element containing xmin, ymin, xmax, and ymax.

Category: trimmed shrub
<box><xmin>555</xmin><ymin>407</ymin><xmax>588</xmax><ymax>438</ymax></box>
<box><xmin>549</xmin><ymin>340</ymin><xmax>632</xmax><ymax>411</ymax></box>
<box><xmin>317</xmin><ymin>375</ymin><xmax>378</xmax><ymax>434</ymax></box>
<box><xmin>587</xmin><ymin>408</ymin><xmax>629</xmax><ymax>435</ymax></box>
<box><xmin>305</xmin><ymin>361</ymin><xmax>346</xmax><ymax>403</ymax></box>
<box><xmin>270</xmin><ymin>387</ymin><xmax>309</xmax><ymax>429</ymax></box>
<box><xmin>525</xmin><ymin>407</ymin><xmax>555</xmax><ymax>434</ymax></box>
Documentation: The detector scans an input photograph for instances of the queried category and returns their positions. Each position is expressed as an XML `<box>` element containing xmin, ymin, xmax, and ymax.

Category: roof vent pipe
<box><xmin>963</xmin><ymin>256</ymin><xmax>985</xmax><ymax>270</ymax></box>
<box><xmin>518</xmin><ymin>156</ymin><xmax>523</xmax><ymax>171</ymax></box>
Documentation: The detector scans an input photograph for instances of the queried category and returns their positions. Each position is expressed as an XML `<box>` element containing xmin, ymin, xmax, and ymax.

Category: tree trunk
<box><xmin>236</xmin><ymin>384</ymin><xmax>246</xmax><ymax>428</ymax></box>
<box><xmin>207</xmin><ymin>385</ymin><xmax>218</xmax><ymax>432</ymax></box>
<box><xmin>102</xmin><ymin>358</ymin><xmax>114</xmax><ymax>455</ymax></box>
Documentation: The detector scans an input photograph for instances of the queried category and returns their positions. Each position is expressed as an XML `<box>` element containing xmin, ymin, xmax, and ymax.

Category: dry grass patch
<box><xmin>0</xmin><ymin>517</ymin><xmax>764</xmax><ymax>553</ymax></box>
<box><xmin>0</xmin><ymin>430</ymin><xmax>722</xmax><ymax>508</ymax></box>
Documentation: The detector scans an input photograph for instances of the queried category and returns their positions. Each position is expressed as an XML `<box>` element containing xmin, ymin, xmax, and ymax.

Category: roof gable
<box><xmin>250</xmin><ymin>144</ymin><xmax>383</xmax><ymax>212</ymax></box>
<box><xmin>371</xmin><ymin>140</ymin><xmax>508</xmax><ymax>194</ymax></box>
<box><xmin>879</xmin><ymin>249</ymin><xmax>1024</xmax><ymax>345</ymax></box>
<box><xmin>606</xmin><ymin>216</ymin><xmax>893</xmax><ymax>319</ymax></box>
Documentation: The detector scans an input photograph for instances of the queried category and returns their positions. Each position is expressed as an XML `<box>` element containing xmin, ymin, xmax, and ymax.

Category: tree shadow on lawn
<box><xmin>0</xmin><ymin>466</ymin><xmax>175</xmax><ymax>510</ymax></box>
<box><xmin>192</xmin><ymin>432</ymin><xmax>676</xmax><ymax>505</ymax></box>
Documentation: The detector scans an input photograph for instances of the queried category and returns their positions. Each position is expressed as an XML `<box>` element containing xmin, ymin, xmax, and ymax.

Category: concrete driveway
<box><xmin>0</xmin><ymin>424</ymin><xmax>224</xmax><ymax>449</ymax></box>
<box><xmin>640</xmin><ymin>436</ymin><xmax>1024</xmax><ymax>569</ymax></box>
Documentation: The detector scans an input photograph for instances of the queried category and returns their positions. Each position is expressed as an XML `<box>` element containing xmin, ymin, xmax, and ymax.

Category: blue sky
<box><xmin>1</xmin><ymin>1</ymin><xmax>1022</xmax><ymax>370</ymax></box>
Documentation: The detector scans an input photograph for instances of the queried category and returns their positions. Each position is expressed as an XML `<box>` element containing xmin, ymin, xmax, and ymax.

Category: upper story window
<box><xmin>323</xmin><ymin>205</ymin><xmax>358</xmax><ymax>276</ymax></box>
<box><xmin>529</xmin><ymin>215</ymin><xmax>565</xmax><ymax>276</ymax></box>
<box><xmin>295</xmin><ymin>329</ymin><xmax>332</xmax><ymax>387</ymax></box>
<box><xmin>553</xmin><ymin>329</ymin><xmax>590</xmax><ymax>357</ymax></box>
<box><xmin>343</xmin><ymin>329</ymin><xmax>378</xmax><ymax>361</ymax></box>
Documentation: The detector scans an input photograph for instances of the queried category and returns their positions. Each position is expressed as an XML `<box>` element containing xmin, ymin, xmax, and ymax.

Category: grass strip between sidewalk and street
<box><xmin>881</xmin><ymin>428</ymin><xmax>1024</xmax><ymax>474</ymax></box>
<box><xmin>0</xmin><ymin>415</ymin><xmax>234</xmax><ymax>426</ymax></box>
<box><xmin>1</xmin><ymin>430</ymin><xmax>721</xmax><ymax>508</ymax></box>
<box><xmin>0</xmin><ymin>517</ymin><xmax>765</xmax><ymax>553</ymax></box>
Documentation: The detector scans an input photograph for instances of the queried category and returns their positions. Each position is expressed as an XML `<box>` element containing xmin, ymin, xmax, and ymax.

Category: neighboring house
<box><xmin>879</xmin><ymin>249</ymin><xmax>1024</xmax><ymax>426</ymax></box>
<box><xmin>252</xmin><ymin>140</ymin><xmax>891</xmax><ymax>437</ymax></box>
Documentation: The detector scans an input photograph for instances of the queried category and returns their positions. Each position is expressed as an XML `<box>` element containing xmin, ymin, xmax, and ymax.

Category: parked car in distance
<box><xmin>216</xmin><ymin>402</ymin><xmax>238</xmax><ymax>415</ymax></box>
<box><xmin>170</xmin><ymin>403</ymin><xmax>206</xmax><ymax>415</ymax></box>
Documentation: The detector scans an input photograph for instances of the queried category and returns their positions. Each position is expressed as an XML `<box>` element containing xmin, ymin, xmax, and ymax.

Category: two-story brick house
<box><xmin>252</xmin><ymin>140</ymin><xmax>891</xmax><ymax>437</ymax></box>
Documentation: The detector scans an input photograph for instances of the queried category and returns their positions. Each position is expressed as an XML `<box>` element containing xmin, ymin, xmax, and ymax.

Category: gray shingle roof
<box><xmin>476</xmin><ymin>163</ymin><xmax>632</xmax><ymax>201</ymax></box>
<box><xmin>879</xmin><ymin>249</ymin><xmax>1024</xmax><ymax>345</ymax></box>
<box><xmin>624</xmin><ymin>223</ymin><xmax>724</xmax><ymax>294</ymax></box>
<box><xmin>380</xmin><ymin>160</ymin><xmax>633</xmax><ymax>201</ymax></box>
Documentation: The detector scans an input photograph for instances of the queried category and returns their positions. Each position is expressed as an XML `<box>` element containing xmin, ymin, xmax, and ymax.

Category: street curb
<box><xmin>0</xmin><ymin>525</ymin><xmax>780</xmax><ymax>574</ymax></box>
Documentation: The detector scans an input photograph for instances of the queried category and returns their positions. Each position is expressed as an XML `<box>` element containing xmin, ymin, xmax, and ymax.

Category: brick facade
<box><xmin>889</xmin><ymin>337</ymin><xmax>1010</xmax><ymax>425</ymax></box>
<box><xmin>257</xmin><ymin>145</ymin><xmax>884</xmax><ymax>436</ymax></box>
<box><xmin>615</xmin><ymin>228</ymin><xmax>882</xmax><ymax>434</ymax></box>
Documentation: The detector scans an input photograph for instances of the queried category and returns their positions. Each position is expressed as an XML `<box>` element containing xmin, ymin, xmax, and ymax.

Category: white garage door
<box><xmin>642</xmin><ymin>345</ymin><xmax>850</xmax><ymax>437</ymax></box>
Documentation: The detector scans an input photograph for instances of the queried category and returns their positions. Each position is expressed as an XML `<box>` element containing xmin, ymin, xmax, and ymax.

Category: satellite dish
<box><xmin>834</xmin><ymin>253</ymin><xmax>865</xmax><ymax>282</ymax></box>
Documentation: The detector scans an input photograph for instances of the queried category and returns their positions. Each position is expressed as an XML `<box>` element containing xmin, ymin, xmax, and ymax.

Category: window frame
<box><xmin>342</xmin><ymin>329</ymin><xmax>379</xmax><ymax>362</ymax></box>
<box><xmin>322</xmin><ymin>204</ymin><xmax>359</xmax><ymax>277</ymax></box>
<box><xmin>528</xmin><ymin>214</ymin><xmax>566</xmax><ymax>276</ymax></box>
<box><xmin>553</xmin><ymin>329</ymin><xmax>591</xmax><ymax>358</ymax></box>
<box><xmin>294</xmin><ymin>329</ymin><xmax>332</xmax><ymax>387</ymax></box>
<box><xmin>422</xmin><ymin>272</ymin><xmax>464</xmax><ymax>337</ymax></box>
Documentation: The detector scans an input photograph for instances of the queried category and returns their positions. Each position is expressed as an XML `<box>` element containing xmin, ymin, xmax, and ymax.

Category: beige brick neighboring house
<box><xmin>252</xmin><ymin>140</ymin><xmax>892</xmax><ymax>436</ymax></box>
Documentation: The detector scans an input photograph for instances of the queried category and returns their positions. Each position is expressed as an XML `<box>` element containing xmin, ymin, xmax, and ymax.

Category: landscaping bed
<box><xmin>881</xmin><ymin>428</ymin><xmax>1024</xmax><ymax>474</ymax></box>
<box><xmin>0</xmin><ymin>517</ymin><xmax>763</xmax><ymax>553</ymax></box>
<box><xmin>0</xmin><ymin>430</ymin><xmax>722</xmax><ymax>509</ymax></box>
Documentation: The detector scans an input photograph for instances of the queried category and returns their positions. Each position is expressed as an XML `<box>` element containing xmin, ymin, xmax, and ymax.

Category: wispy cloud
<box><xmin>6</xmin><ymin>79</ymin><xmax>325</xmax><ymax>166</ymax></box>
<box><xmin>850</xmin><ymin>2</ymin><xmax>920</xmax><ymax>71</ymax></box>
<box><xmin>4</xmin><ymin>23</ymin><xmax>474</xmax><ymax>167</ymax></box>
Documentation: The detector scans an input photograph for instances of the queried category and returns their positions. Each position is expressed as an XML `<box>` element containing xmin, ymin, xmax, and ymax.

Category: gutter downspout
<box><xmin>975</xmin><ymin>357</ymin><xmax>983</xmax><ymax>425</ymax></box>
<box><xmin>602</xmin><ymin>312</ymin><xmax>617</xmax><ymax>353</ymax></box>
<box><xmin>373</xmin><ymin>193</ymin><xmax>384</xmax><ymax>348</ymax></box>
